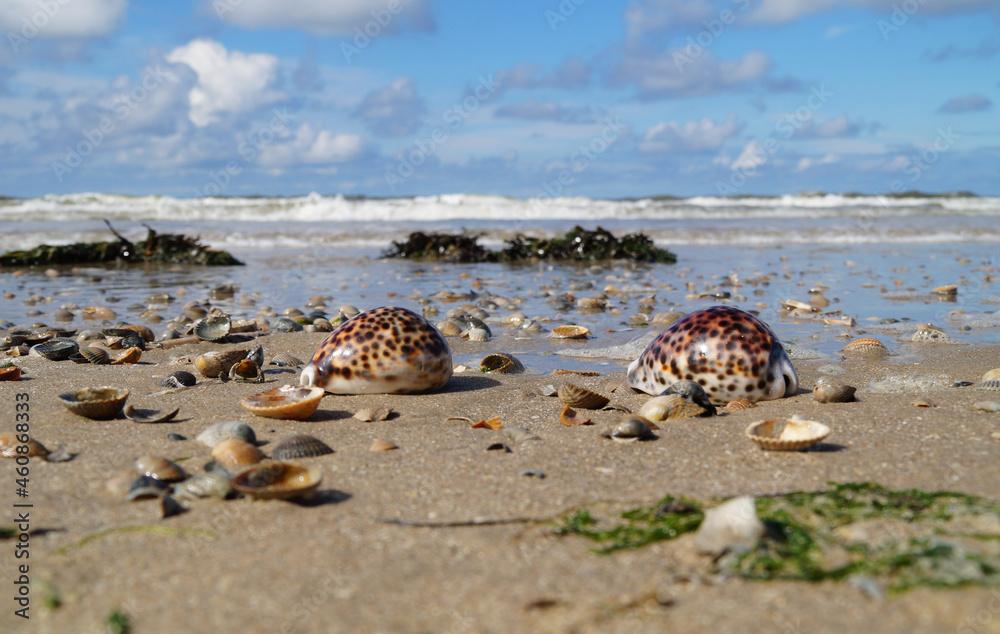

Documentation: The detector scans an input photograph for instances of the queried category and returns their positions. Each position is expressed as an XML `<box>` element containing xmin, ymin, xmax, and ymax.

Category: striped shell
<box><xmin>724</xmin><ymin>398</ymin><xmax>755</xmax><ymax>411</ymax></box>
<box><xmin>557</xmin><ymin>383</ymin><xmax>609</xmax><ymax>410</ymax></box>
<box><xmin>270</xmin><ymin>434</ymin><xmax>333</xmax><ymax>460</ymax></box>
<box><xmin>80</xmin><ymin>346</ymin><xmax>110</xmax><ymax>365</ymax></box>
<box><xmin>980</xmin><ymin>368</ymin><xmax>1000</xmax><ymax>391</ymax></box>
<box><xmin>58</xmin><ymin>386</ymin><xmax>129</xmax><ymax>420</ymax></box>
<box><xmin>841</xmin><ymin>337</ymin><xmax>887</xmax><ymax>357</ymax></box>
<box><xmin>745</xmin><ymin>416</ymin><xmax>830</xmax><ymax>451</ymax></box>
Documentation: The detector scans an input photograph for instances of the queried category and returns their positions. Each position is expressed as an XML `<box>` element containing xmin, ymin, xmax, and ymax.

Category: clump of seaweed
<box><xmin>383</xmin><ymin>226</ymin><xmax>677</xmax><ymax>264</ymax></box>
<box><xmin>0</xmin><ymin>220</ymin><xmax>242</xmax><ymax>267</ymax></box>
<box><xmin>556</xmin><ymin>482</ymin><xmax>1000</xmax><ymax>593</ymax></box>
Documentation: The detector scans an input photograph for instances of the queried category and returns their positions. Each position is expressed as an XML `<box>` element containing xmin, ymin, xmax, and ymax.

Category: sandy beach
<box><xmin>2</xmin><ymin>320</ymin><xmax>999</xmax><ymax>633</ymax></box>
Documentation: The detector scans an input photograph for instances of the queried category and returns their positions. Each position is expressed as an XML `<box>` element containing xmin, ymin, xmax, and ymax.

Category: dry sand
<box><xmin>2</xmin><ymin>331</ymin><xmax>999</xmax><ymax>633</ymax></box>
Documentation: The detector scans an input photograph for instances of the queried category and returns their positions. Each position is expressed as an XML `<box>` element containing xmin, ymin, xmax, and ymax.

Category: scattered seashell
<box><xmin>80</xmin><ymin>346</ymin><xmax>110</xmax><ymax>365</ymax></box>
<box><xmin>196</xmin><ymin>421</ymin><xmax>257</xmax><ymax>448</ymax></box>
<box><xmin>228</xmin><ymin>358</ymin><xmax>264</xmax><ymax>383</ymax></box>
<box><xmin>559</xmin><ymin>404</ymin><xmax>591</xmax><ymax>426</ymax></box>
<box><xmin>812</xmin><ymin>378</ymin><xmax>857</xmax><ymax>403</ymax></box>
<box><xmin>29</xmin><ymin>339</ymin><xmax>78</xmax><ymax>361</ymax></box>
<box><xmin>58</xmin><ymin>386</ymin><xmax>129</xmax><ymax>420</ymax></box>
<box><xmin>160</xmin><ymin>370</ymin><xmax>196</xmax><ymax>388</ymax></box>
<box><xmin>781</xmin><ymin>299</ymin><xmax>816</xmax><ymax>312</ymax></box>
<box><xmin>724</xmin><ymin>398</ymin><xmax>754</xmax><ymax>411</ymax></box>
<box><xmin>127</xmin><ymin>475</ymin><xmax>170</xmax><ymax>501</ymax></box>
<box><xmin>538</xmin><ymin>384</ymin><xmax>558</xmax><ymax>397</ymax></box>
<box><xmin>0</xmin><ymin>432</ymin><xmax>48</xmax><ymax>459</ymax></box>
<box><xmin>193</xmin><ymin>314</ymin><xmax>232</xmax><ymax>341</ymax></box>
<box><xmin>972</xmin><ymin>401</ymin><xmax>1000</xmax><ymax>413</ymax></box>
<box><xmin>842</xmin><ymin>337</ymin><xmax>888</xmax><ymax>357</ymax></box>
<box><xmin>912</xmin><ymin>399</ymin><xmax>935</xmax><ymax>408</ymax></box>
<box><xmin>173</xmin><ymin>472</ymin><xmax>231</xmax><ymax>501</ymax></box>
<box><xmin>240</xmin><ymin>385</ymin><xmax>325</xmax><ymax>420</ymax></box>
<box><xmin>353</xmin><ymin>407</ymin><xmax>395</xmax><ymax>422</ymax></box>
<box><xmin>978</xmin><ymin>368</ymin><xmax>1000</xmax><ymax>391</ymax></box>
<box><xmin>745</xmin><ymin>416</ymin><xmax>830</xmax><ymax>451</ymax></box>
<box><xmin>471</xmin><ymin>417</ymin><xmax>503</xmax><ymax>430</ymax></box>
<box><xmin>271</xmin><ymin>434</ymin><xmax>333</xmax><ymax>460</ymax></box>
<box><xmin>435</xmin><ymin>319</ymin><xmax>464</xmax><ymax>337</ymax></box>
<box><xmin>194</xmin><ymin>349</ymin><xmax>248</xmax><ymax>378</ymax></box>
<box><xmin>211</xmin><ymin>438</ymin><xmax>264</xmax><ymax>471</ymax></box>
<box><xmin>111</xmin><ymin>346</ymin><xmax>142</xmax><ymax>364</ymax></box>
<box><xmin>932</xmin><ymin>284</ymin><xmax>958</xmax><ymax>297</ymax></box>
<box><xmin>369</xmin><ymin>438</ymin><xmax>398</xmax><ymax>452</ymax></box>
<box><xmin>232</xmin><ymin>462</ymin><xmax>322</xmax><ymax>500</ymax></box>
<box><xmin>0</xmin><ymin>366</ymin><xmax>22</xmax><ymax>381</ymax></box>
<box><xmin>694</xmin><ymin>496</ymin><xmax>764</xmax><ymax>556</ymax></box>
<box><xmin>557</xmin><ymin>383</ymin><xmax>609</xmax><ymax>410</ymax></box>
<box><xmin>608</xmin><ymin>416</ymin><xmax>655</xmax><ymax>443</ymax></box>
<box><xmin>160</xmin><ymin>495</ymin><xmax>186</xmax><ymax>519</ymax></box>
<box><xmin>639</xmin><ymin>394</ymin><xmax>709</xmax><ymax>422</ymax></box>
<box><xmin>466</xmin><ymin>326</ymin><xmax>490</xmax><ymax>342</ymax></box>
<box><xmin>123</xmin><ymin>405</ymin><xmax>180</xmax><ymax>424</ymax></box>
<box><xmin>270</xmin><ymin>317</ymin><xmax>303</xmax><ymax>332</ymax></box>
<box><xmin>551</xmin><ymin>325</ymin><xmax>589</xmax><ymax>339</ymax></box>
<box><xmin>911</xmin><ymin>324</ymin><xmax>953</xmax><ymax>343</ymax></box>
<box><xmin>659</xmin><ymin>380</ymin><xmax>716</xmax><ymax>415</ymax></box>
<box><xmin>479</xmin><ymin>352</ymin><xmax>524</xmax><ymax>374</ymax></box>
<box><xmin>135</xmin><ymin>455</ymin><xmax>186</xmax><ymax>482</ymax></box>
<box><xmin>269</xmin><ymin>353</ymin><xmax>304</xmax><ymax>368</ymax></box>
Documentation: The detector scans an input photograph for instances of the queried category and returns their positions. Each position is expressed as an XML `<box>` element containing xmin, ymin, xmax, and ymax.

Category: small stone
<box><xmin>167</xmin><ymin>432</ymin><xmax>187</xmax><ymax>441</ymax></box>
<box><xmin>813</xmin><ymin>378</ymin><xmax>857</xmax><ymax>403</ymax></box>
<box><xmin>160</xmin><ymin>495</ymin><xmax>186</xmax><ymax>519</ymax></box>
<box><xmin>953</xmin><ymin>381</ymin><xmax>974</xmax><ymax>387</ymax></box>
<box><xmin>521</xmin><ymin>469</ymin><xmax>546</xmax><ymax>479</ymax></box>
<box><xmin>694</xmin><ymin>496</ymin><xmax>764</xmax><ymax>556</ymax></box>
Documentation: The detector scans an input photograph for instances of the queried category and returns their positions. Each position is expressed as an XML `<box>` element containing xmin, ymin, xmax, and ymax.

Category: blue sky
<box><xmin>0</xmin><ymin>0</ymin><xmax>998</xmax><ymax>198</ymax></box>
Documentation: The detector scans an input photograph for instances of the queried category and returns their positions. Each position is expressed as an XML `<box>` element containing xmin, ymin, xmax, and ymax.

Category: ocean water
<box><xmin>1</xmin><ymin>192</ymin><xmax>998</xmax><ymax>370</ymax></box>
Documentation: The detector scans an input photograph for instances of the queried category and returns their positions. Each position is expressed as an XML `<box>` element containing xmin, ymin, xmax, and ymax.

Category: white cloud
<box><xmin>258</xmin><ymin>124</ymin><xmax>364</xmax><ymax>167</ymax></box>
<box><xmin>0</xmin><ymin>0</ymin><xmax>126</xmax><ymax>38</ymax></box>
<box><xmin>730</xmin><ymin>140</ymin><xmax>765</xmax><ymax>170</ymax></box>
<box><xmin>624</xmin><ymin>0</ymin><xmax>714</xmax><ymax>42</ymax></box>
<box><xmin>640</xmin><ymin>115</ymin><xmax>743</xmax><ymax>152</ymax></box>
<box><xmin>749</xmin><ymin>0</ymin><xmax>995</xmax><ymax>23</ymax></box>
<box><xmin>353</xmin><ymin>77</ymin><xmax>426</xmax><ymax>137</ymax></box>
<box><xmin>166</xmin><ymin>39</ymin><xmax>281</xmax><ymax>127</ymax></box>
<box><xmin>795</xmin><ymin>153</ymin><xmax>838</xmax><ymax>171</ymax></box>
<box><xmin>614</xmin><ymin>50</ymin><xmax>772</xmax><ymax>98</ymax></box>
<box><xmin>212</xmin><ymin>0</ymin><xmax>432</xmax><ymax>35</ymax></box>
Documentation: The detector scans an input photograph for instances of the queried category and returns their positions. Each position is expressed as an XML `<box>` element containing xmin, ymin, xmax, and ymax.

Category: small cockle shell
<box><xmin>80</xmin><ymin>346</ymin><xmax>110</xmax><ymax>365</ymax></box>
<box><xmin>639</xmin><ymin>394</ymin><xmax>709</xmax><ymax>422</ymax></box>
<box><xmin>194</xmin><ymin>349</ymin><xmax>248</xmax><ymax>378</ymax></box>
<box><xmin>240</xmin><ymin>385</ymin><xmax>325</xmax><ymax>420</ymax></box>
<box><xmin>211</xmin><ymin>438</ymin><xmax>264</xmax><ymax>471</ymax></box>
<box><xmin>270</xmin><ymin>434</ymin><xmax>334</xmax><ymax>460</ymax></box>
<box><xmin>607</xmin><ymin>416</ymin><xmax>656</xmax><ymax>443</ymax></box>
<box><xmin>232</xmin><ymin>462</ymin><xmax>322</xmax><ymax>500</ymax></box>
<box><xmin>160</xmin><ymin>370</ymin><xmax>196</xmax><ymax>388</ymax></box>
<box><xmin>745</xmin><ymin>416</ymin><xmax>830</xmax><ymax>451</ymax></box>
<box><xmin>112</xmin><ymin>346</ymin><xmax>142</xmax><ymax>364</ymax></box>
<box><xmin>724</xmin><ymin>398</ymin><xmax>755</xmax><ymax>411</ymax></box>
<box><xmin>479</xmin><ymin>353</ymin><xmax>525</xmax><ymax>374</ymax></box>
<box><xmin>551</xmin><ymin>325</ymin><xmax>589</xmax><ymax>339</ymax></box>
<box><xmin>911</xmin><ymin>324</ymin><xmax>953</xmax><ymax>343</ymax></box>
<box><xmin>557</xmin><ymin>383</ymin><xmax>609</xmax><ymax>410</ymax></box>
<box><xmin>979</xmin><ymin>369</ymin><xmax>1000</xmax><ymax>391</ymax></box>
<box><xmin>812</xmin><ymin>377</ymin><xmax>857</xmax><ymax>403</ymax></box>
<box><xmin>842</xmin><ymin>337</ymin><xmax>888</xmax><ymax>357</ymax></box>
<box><xmin>0</xmin><ymin>432</ymin><xmax>49</xmax><ymax>459</ymax></box>
<box><xmin>228</xmin><ymin>358</ymin><xmax>264</xmax><ymax>383</ymax></box>
<box><xmin>123</xmin><ymin>405</ymin><xmax>180</xmax><ymax>424</ymax></box>
<box><xmin>193</xmin><ymin>314</ymin><xmax>231</xmax><ymax>342</ymax></box>
<box><xmin>269</xmin><ymin>353</ymin><xmax>304</xmax><ymax>368</ymax></box>
<box><xmin>135</xmin><ymin>455</ymin><xmax>186</xmax><ymax>482</ymax></box>
<box><xmin>58</xmin><ymin>386</ymin><xmax>129</xmax><ymax>420</ymax></box>
<box><xmin>196</xmin><ymin>421</ymin><xmax>257</xmax><ymax>448</ymax></box>
<box><xmin>29</xmin><ymin>339</ymin><xmax>78</xmax><ymax>361</ymax></box>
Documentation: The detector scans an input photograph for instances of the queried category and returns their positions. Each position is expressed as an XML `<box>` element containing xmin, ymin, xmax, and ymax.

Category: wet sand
<box><xmin>2</xmin><ymin>330</ymin><xmax>999</xmax><ymax>633</ymax></box>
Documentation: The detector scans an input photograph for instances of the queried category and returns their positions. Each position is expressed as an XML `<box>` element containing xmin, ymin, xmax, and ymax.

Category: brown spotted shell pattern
<box><xmin>300</xmin><ymin>307</ymin><xmax>453</xmax><ymax>394</ymax></box>
<box><xmin>627</xmin><ymin>306</ymin><xmax>798</xmax><ymax>403</ymax></box>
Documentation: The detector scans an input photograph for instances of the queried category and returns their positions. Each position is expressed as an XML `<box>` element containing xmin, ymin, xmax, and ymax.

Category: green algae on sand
<box><xmin>556</xmin><ymin>482</ymin><xmax>1000</xmax><ymax>593</ymax></box>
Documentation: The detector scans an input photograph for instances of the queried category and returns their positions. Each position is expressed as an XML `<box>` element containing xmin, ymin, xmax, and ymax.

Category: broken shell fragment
<box><xmin>123</xmin><ymin>405</ymin><xmax>180</xmax><ymax>424</ymax></box>
<box><xmin>911</xmin><ymin>324</ymin><xmax>953</xmax><ymax>343</ymax></box>
<box><xmin>745</xmin><ymin>416</ymin><xmax>830</xmax><ymax>451</ymax></box>
<box><xmin>557</xmin><ymin>383</ymin><xmax>609</xmax><ymax>410</ymax></box>
<box><xmin>58</xmin><ymin>386</ymin><xmax>129</xmax><ymax>420</ymax></box>
<box><xmin>0</xmin><ymin>432</ymin><xmax>48</xmax><ymax>459</ymax></box>
<box><xmin>369</xmin><ymin>438</ymin><xmax>398</xmax><ymax>452</ymax></box>
<box><xmin>479</xmin><ymin>352</ymin><xmax>525</xmax><ymax>374</ymax></box>
<box><xmin>231</xmin><ymin>462</ymin><xmax>322</xmax><ymax>500</ymax></box>
<box><xmin>559</xmin><ymin>404</ymin><xmax>591</xmax><ymax>426</ymax></box>
<box><xmin>0</xmin><ymin>366</ymin><xmax>22</xmax><ymax>381</ymax></box>
<box><xmin>270</xmin><ymin>434</ymin><xmax>333</xmax><ymax>460</ymax></box>
<box><xmin>240</xmin><ymin>385</ymin><xmax>325</xmax><ymax>420</ymax></box>
<box><xmin>228</xmin><ymin>358</ymin><xmax>264</xmax><ymax>383</ymax></box>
